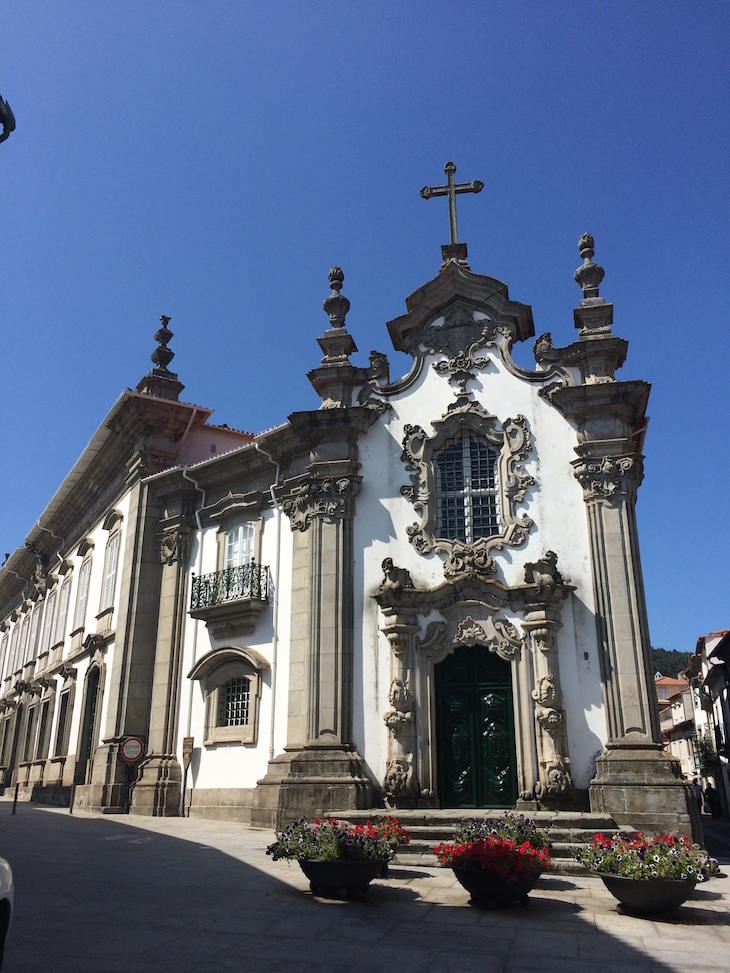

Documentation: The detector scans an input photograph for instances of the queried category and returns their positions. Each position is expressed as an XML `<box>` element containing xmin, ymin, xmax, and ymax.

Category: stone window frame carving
<box><xmin>400</xmin><ymin>400</ymin><xmax>534</xmax><ymax>568</ymax></box>
<box><xmin>188</xmin><ymin>645</ymin><xmax>268</xmax><ymax>747</ymax></box>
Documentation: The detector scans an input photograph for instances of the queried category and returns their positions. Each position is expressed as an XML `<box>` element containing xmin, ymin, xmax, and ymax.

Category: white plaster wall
<box><xmin>352</xmin><ymin>330</ymin><xmax>609</xmax><ymax>791</ymax></box>
<box><xmin>178</xmin><ymin>503</ymin><xmax>294</xmax><ymax>792</ymax></box>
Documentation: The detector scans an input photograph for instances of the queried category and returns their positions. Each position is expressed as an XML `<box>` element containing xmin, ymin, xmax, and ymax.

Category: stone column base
<box><xmin>80</xmin><ymin>743</ymin><xmax>130</xmax><ymax>813</ymax></box>
<box><xmin>130</xmin><ymin>754</ymin><xmax>182</xmax><ymax>817</ymax></box>
<box><xmin>252</xmin><ymin>746</ymin><xmax>373</xmax><ymax>830</ymax></box>
<box><xmin>589</xmin><ymin>741</ymin><xmax>702</xmax><ymax>842</ymax></box>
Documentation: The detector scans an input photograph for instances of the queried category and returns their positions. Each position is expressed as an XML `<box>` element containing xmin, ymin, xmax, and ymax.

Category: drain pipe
<box><xmin>181</xmin><ymin>466</ymin><xmax>206</xmax><ymax>816</ymax></box>
<box><xmin>254</xmin><ymin>442</ymin><xmax>282</xmax><ymax>761</ymax></box>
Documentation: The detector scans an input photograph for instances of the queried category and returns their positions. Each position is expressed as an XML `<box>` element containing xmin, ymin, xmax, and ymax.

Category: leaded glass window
<box><xmin>436</xmin><ymin>432</ymin><xmax>500</xmax><ymax>543</ymax></box>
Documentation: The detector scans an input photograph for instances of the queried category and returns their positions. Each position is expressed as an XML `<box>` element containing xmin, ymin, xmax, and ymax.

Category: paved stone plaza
<box><xmin>1</xmin><ymin>803</ymin><xmax>728</xmax><ymax>972</ymax></box>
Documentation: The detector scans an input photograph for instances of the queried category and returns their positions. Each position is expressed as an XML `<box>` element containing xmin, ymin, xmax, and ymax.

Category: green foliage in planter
<box><xmin>573</xmin><ymin>832</ymin><xmax>721</xmax><ymax>882</ymax></box>
<box><xmin>266</xmin><ymin>816</ymin><xmax>409</xmax><ymax>863</ymax></box>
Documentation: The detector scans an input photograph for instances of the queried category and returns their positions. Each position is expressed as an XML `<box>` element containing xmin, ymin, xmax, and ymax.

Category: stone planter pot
<box><xmin>598</xmin><ymin>874</ymin><xmax>697</xmax><ymax>916</ymax></box>
<box><xmin>451</xmin><ymin>866</ymin><xmax>544</xmax><ymax>906</ymax></box>
<box><xmin>299</xmin><ymin>859</ymin><xmax>385</xmax><ymax>896</ymax></box>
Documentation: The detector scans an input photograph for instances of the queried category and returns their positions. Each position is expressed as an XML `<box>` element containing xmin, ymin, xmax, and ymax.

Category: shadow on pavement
<box><xmin>0</xmin><ymin>802</ymin><xmax>723</xmax><ymax>973</ymax></box>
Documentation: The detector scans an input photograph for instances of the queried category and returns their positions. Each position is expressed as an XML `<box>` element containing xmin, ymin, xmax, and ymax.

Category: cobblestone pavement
<box><xmin>1</xmin><ymin>803</ymin><xmax>728</xmax><ymax>973</ymax></box>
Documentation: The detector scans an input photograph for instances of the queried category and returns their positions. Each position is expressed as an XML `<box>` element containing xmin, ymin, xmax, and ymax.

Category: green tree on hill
<box><xmin>652</xmin><ymin>647</ymin><xmax>691</xmax><ymax>678</ymax></box>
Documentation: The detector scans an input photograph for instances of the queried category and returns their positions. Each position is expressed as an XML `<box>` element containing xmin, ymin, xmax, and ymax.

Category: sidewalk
<box><xmin>0</xmin><ymin>803</ymin><xmax>728</xmax><ymax>972</ymax></box>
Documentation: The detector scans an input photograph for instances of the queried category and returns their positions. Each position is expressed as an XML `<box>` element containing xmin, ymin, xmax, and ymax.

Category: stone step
<box><xmin>332</xmin><ymin>809</ymin><xmax>617</xmax><ymax>876</ymax></box>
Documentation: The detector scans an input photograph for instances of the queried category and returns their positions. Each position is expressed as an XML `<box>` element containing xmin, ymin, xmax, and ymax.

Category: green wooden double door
<box><xmin>435</xmin><ymin>645</ymin><xmax>517</xmax><ymax>808</ymax></box>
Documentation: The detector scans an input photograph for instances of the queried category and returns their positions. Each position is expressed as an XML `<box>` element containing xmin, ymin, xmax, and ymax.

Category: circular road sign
<box><xmin>120</xmin><ymin>736</ymin><xmax>145</xmax><ymax>763</ymax></box>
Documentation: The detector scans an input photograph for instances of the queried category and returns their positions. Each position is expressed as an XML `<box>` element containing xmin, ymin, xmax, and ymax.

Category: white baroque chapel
<box><xmin>0</xmin><ymin>183</ymin><xmax>697</xmax><ymax>839</ymax></box>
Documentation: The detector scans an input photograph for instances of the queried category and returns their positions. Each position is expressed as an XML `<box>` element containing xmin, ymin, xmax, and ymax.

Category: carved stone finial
<box><xmin>0</xmin><ymin>94</ymin><xmax>15</xmax><ymax>145</ymax></box>
<box><xmin>322</xmin><ymin>266</ymin><xmax>350</xmax><ymax>328</ymax></box>
<box><xmin>573</xmin><ymin>233</ymin><xmax>605</xmax><ymax>301</ymax></box>
<box><xmin>151</xmin><ymin>315</ymin><xmax>174</xmax><ymax>371</ymax></box>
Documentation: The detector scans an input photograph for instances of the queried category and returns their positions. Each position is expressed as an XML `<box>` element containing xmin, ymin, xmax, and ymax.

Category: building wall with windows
<box><xmin>0</xmin><ymin>332</ymin><xmax>253</xmax><ymax>812</ymax></box>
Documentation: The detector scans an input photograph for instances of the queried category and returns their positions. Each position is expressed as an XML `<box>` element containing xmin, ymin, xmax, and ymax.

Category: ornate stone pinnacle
<box><xmin>151</xmin><ymin>314</ymin><xmax>175</xmax><ymax>370</ymax></box>
<box><xmin>322</xmin><ymin>266</ymin><xmax>350</xmax><ymax>329</ymax></box>
<box><xmin>573</xmin><ymin>233</ymin><xmax>605</xmax><ymax>301</ymax></box>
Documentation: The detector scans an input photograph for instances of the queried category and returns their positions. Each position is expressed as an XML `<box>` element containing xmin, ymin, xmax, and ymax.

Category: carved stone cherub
<box><xmin>524</xmin><ymin>551</ymin><xmax>564</xmax><ymax>596</ymax></box>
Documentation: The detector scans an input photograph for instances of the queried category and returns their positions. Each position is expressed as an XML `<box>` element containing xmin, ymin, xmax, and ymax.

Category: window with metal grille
<box><xmin>436</xmin><ymin>432</ymin><xmax>500</xmax><ymax>543</ymax></box>
<box><xmin>218</xmin><ymin>677</ymin><xmax>250</xmax><ymax>727</ymax></box>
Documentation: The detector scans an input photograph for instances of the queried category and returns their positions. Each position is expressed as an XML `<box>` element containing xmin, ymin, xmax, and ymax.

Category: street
<box><xmin>1</xmin><ymin>804</ymin><xmax>729</xmax><ymax>972</ymax></box>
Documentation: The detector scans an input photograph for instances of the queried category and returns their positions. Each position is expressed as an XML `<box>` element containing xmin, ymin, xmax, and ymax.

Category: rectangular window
<box><xmin>17</xmin><ymin>616</ymin><xmax>29</xmax><ymax>669</ymax></box>
<box><xmin>23</xmin><ymin>707</ymin><xmax>37</xmax><ymax>763</ymax></box>
<box><xmin>437</xmin><ymin>434</ymin><xmax>500</xmax><ymax>543</ymax></box>
<box><xmin>218</xmin><ymin>677</ymin><xmax>250</xmax><ymax>727</ymax></box>
<box><xmin>225</xmin><ymin>524</ymin><xmax>255</xmax><ymax>568</ymax></box>
<box><xmin>54</xmin><ymin>692</ymin><xmax>70</xmax><ymax>757</ymax></box>
<box><xmin>73</xmin><ymin>559</ymin><xmax>92</xmax><ymax>630</ymax></box>
<box><xmin>100</xmin><ymin>534</ymin><xmax>120</xmax><ymax>611</ymax></box>
<box><xmin>8</xmin><ymin>623</ymin><xmax>21</xmax><ymax>675</ymax></box>
<box><xmin>54</xmin><ymin>577</ymin><xmax>72</xmax><ymax>645</ymax></box>
<box><xmin>40</xmin><ymin>591</ymin><xmax>57</xmax><ymax>656</ymax></box>
<box><xmin>0</xmin><ymin>716</ymin><xmax>11</xmax><ymax>765</ymax></box>
<box><xmin>36</xmin><ymin>700</ymin><xmax>52</xmax><ymax>760</ymax></box>
<box><xmin>0</xmin><ymin>635</ymin><xmax>8</xmax><ymax>681</ymax></box>
<box><xmin>28</xmin><ymin>603</ymin><xmax>42</xmax><ymax>663</ymax></box>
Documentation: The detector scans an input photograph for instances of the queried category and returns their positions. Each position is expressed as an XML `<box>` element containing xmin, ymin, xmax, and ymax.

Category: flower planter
<box><xmin>299</xmin><ymin>859</ymin><xmax>385</xmax><ymax>896</ymax></box>
<box><xmin>451</xmin><ymin>866</ymin><xmax>543</xmax><ymax>906</ymax></box>
<box><xmin>598</xmin><ymin>874</ymin><xmax>697</xmax><ymax>916</ymax></box>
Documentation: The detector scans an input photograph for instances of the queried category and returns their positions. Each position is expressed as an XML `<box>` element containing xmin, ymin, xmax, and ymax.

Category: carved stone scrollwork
<box><xmin>282</xmin><ymin>476</ymin><xmax>360</xmax><ymax>532</ymax></box>
<box><xmin>415</xmin><ymin>620</ymin><xmax>447</xmax><ymax>658</ymax></box>
<box><xmin>453</xmin><ymin>615</ymin><xmax>524</xmax><ymax>662</ymax></box>
<box><xmin>572</xmin><ymin>454</ymin><xmax>642</xmax><ymax>501</ymax></box>
<box><xmin>383</xmin><ymin>677</ymin><xmax>414</xmax><ymax>737</ymax></box>
<box><xmin>400</xmin><ymin>401</ymin><xmax>534</xmax><ymax>568</ymax></box>
<box><xmin>160</xmin><ymin>527</ymin><xmax>193</xmax><ymax>566</ymax></box>
<box><xmin>443</xmin><ymin>544</ymin><xmax>496</xmax><ymax>581</ymax></box>
<box><xmin>379</xmin><ymin>607</ymin><xmax>421</xmax><ymax>808</ymax></box>
<box><xmin>522</xmin><ymin>580</ymin><xmax>573</xmax><ymax>804</ymax></box>
<box><xmin>383</xmin><ymin>755</ymin><xmax>420</xmax><ymax>805</ymax></box>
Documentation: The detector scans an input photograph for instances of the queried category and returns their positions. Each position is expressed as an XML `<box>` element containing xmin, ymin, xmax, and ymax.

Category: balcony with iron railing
<box><xmin>189</xmin><ymin>563</ymin><xmax>269</xmax><ymax>640</ymax></box>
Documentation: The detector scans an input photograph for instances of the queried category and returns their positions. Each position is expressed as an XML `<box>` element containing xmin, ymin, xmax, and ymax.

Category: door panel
<box><xmin>436</xmin><ymin>646</ymin><xmax>517</xmax><ymax>808</ymax></box>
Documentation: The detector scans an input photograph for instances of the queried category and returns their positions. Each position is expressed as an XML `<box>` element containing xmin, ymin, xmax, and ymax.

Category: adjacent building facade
<box><xmin>0</xmin><ymin>237</ymin><xmax>698</xmax><ymax>837</ymax></box>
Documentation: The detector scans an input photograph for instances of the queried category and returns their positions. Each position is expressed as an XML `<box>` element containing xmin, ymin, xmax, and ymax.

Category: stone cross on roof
<box><xmin>420</xmin><ymin>161</ymin><xmax>483</xmax><ymax>247</ymax></box>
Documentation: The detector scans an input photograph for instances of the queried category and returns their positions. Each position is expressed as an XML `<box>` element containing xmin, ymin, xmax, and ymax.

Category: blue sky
<box><xmin>2</xmin><ymin>2</ymin><xmax>728</xmax><ymax>653</ymax></box>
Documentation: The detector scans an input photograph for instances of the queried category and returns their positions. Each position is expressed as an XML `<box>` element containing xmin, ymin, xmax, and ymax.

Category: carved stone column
<box><xmin>131</xmin><ymin>516</ymin><xmax>193</xmax><ymax>816</ymax></box>
<box><xmin>549</xmin><ymin>247</ymin><xmax>698</xmax><ymax>836</ymax></box>
<box><xmin>521</xmin><ymin>601</ymin><xmax>573</xmax><ymax>807</ymax></box>
<box><xmin>379</xmin><ymin>603</ymin><xmax>421</xmax><ymax>808</ymax></box>
<box><xmin>254</xmin><ymin>468</ymin><xmax>373</xmax><ymax>827</ymax></box>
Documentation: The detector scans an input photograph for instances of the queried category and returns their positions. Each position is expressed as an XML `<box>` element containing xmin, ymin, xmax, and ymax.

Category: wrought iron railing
<box><xmin>190</xmin><ymin>563</ymin><xmax>269</xmax><ymax>611</ymax></box>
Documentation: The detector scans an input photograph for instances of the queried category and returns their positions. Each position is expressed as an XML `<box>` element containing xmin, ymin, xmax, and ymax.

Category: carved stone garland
<box><xmin>400</xmin><ymin>399</ymin><xmax>534</xmax><ymax>572</ymax></box>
